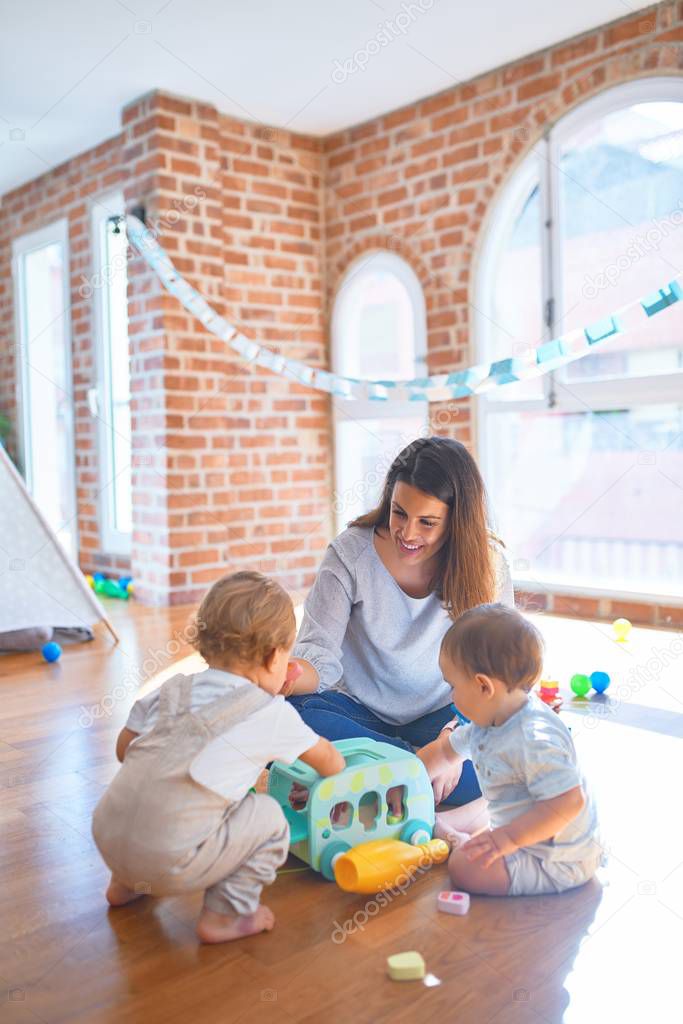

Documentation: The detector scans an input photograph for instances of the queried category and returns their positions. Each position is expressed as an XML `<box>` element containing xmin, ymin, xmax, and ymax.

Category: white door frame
<box><xmin>90</xmin><ymin>192</ymin><xmax>132</xmax><ymax>556</ymax></box>
<box><xmin>12</xmin><ymin>217</ymin><xmax>78</xmax><ymax>556</ymax></box>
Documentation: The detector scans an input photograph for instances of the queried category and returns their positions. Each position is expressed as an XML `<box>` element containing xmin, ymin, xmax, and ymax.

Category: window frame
<box><xmin>12</xmin><ymin>216</ymin><xmax>79</xmax><ymax>557</ymax></box>
<box><xmin>475</xmin><ymin>77</ymin><xmax>683</xmax><ymax>604</ymax></box>
<box><xmin>90</xmin><ymin>193</ymin><xmax>132</xmax><ymax>556</ymax></box>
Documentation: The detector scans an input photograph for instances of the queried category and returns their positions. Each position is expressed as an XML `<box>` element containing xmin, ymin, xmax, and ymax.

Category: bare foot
<box><xmin>196</xmin><ymin>904</ymin><xmax>275</xmax><ymax>944</ymax></box>
<box><xmin>106</xmin><ymin>876</ymin><xmax>146</xmax><ymax>907</ymax></box>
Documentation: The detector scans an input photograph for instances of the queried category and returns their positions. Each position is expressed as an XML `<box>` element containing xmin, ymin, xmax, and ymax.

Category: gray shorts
<box><xmin>505</xmin><ymin>848</ymin><xmax>602</xmax><ymax>896</ymax></box>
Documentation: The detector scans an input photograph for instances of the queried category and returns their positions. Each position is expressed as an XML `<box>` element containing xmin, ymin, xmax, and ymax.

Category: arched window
<box><xmin>476</xmin><ymin>79</ymin><xmax>683</xmax><ymax>601</ymax></box>
<box><xmin>331</xmin><ymin>252</ymin><xmax>428</xmax><ymax>533</ymax></box>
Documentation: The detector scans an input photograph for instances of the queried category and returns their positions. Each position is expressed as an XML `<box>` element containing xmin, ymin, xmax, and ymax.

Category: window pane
<box><xmin>112</xmin><ymin>402</ymin><xmax>132</xmax><ymax>533</ymax></box>
<box><xmin>486</xmin><ymin>404</ymin><xmax>683</xmax><ymax>597</ymax></box>
<box><xmin>481</xmin><ymin>180</ymin><xmax>545</xmax><ymax>402</ymax></box>
<box><xmin>558</xmin><ymin>101</ymin><xmax>683</xmax><ymax>382</ymax></box>
<box><xmin>335</xmin><ymin>267</ymin><xmax>421</xmax><ymax>380</ymax></box>
<box><xmin>334</xmin><ymin>415</ymin><xmax>427</xmax><ymax>531</ymax></box>
<box><xmin>20</xmin><ymin>241</ymin><xmax>77</xmax><ymax>557</ymax></box>
<box><xmin>105</xmin><ymin>225</ymin><xmax>131</xmax><ymax>404</ymax></box>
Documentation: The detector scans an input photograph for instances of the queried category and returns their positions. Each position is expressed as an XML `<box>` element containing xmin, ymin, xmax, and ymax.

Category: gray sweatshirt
<box><xmin>293</xmin><ymin>526</ymin><xmax>514</xmax><ymax>726</ymax></box>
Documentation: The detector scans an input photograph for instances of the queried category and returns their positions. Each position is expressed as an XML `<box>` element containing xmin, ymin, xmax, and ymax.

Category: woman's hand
<box><xmin>462</xmin><ymin>826</ymin><xmax>517</xmax><ymax>868</ymax></box>
<box><xmin>416</xmin><ymin>734</ymin><xmax>464</xmax><ymax>805</ymax></box>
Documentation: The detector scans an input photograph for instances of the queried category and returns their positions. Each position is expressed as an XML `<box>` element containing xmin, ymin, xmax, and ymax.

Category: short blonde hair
<box><xmin>441</xmin><ymin>603</ymin><xmax>543</xmax><ymax>693</ymax></box>
<box><xmin>191</xmin><ymin>571</ymin><xmax>295</xmax><ymax>665</ymax></box>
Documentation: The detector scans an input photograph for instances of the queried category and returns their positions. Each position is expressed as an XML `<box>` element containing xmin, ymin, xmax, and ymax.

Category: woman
<box><xmin>287</xmin><ymin>436</ymin><xmax>513</xmax><ymax>806</ymax></box>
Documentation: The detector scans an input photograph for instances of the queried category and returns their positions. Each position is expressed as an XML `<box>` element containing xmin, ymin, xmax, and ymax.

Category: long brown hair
<box><xmin>350</xmin><ymin>437</ymin><xmax>500</xmax><ymax>620</ymax></box>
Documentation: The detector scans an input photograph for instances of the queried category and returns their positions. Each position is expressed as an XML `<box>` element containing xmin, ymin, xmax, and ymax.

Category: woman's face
<box><xmin>388</xmin><ymin>481</ymin><xmax>450</xmax><ymax>564</ymax></box>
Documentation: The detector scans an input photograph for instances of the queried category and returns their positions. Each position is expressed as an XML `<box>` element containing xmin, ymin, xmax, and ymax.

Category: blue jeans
<box><xmin>287</xmin><ymin>691</ymin><xmax>480</xmax><ymax>807</ymax></box>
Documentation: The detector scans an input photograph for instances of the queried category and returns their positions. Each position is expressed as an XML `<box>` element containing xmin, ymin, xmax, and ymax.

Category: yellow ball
<box><xmin>85</xmin><ymin>574</ymin><xmax>94</xmax><ymax>589</ymax></box>
<box><xmin>612</xmin><ymin>617</ymin><xmax>632</xmax><ymax>642</ymax></box>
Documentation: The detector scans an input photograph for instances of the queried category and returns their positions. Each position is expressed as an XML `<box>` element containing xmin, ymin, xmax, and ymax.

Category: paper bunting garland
<box><xmin>127</xmin><ymin>215</ymin><xmax>682</xmax><ymax>403</ymax></box>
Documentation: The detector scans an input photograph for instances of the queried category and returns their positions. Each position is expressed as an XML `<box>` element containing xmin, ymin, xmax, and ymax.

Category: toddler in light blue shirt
<box><xmin>419</xmin><ymin>604</ymin><xmax>602</xmax><ymax>896</ymax></box>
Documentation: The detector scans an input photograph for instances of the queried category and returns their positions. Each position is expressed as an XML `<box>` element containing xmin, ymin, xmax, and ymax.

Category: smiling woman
<box><xmin>287</xmin><ymin>436</ymin><xmax>513</xmax><ymax>807</ymax></box>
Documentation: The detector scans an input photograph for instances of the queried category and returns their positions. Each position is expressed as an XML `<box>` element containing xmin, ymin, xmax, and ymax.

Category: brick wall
<box><xmin>119</xmin><ymin>93</ymin><xmax>330</xmax><ymax>604</ymax></box>
<box><xmin>1</xmin><ymin>0</ymin><xmax>681</xmax><ymax>616</ymax></box>
<box><xmin>0</xmin><ymin>93</ymin><xmax>330</xmax><ymax>602</ymax></box>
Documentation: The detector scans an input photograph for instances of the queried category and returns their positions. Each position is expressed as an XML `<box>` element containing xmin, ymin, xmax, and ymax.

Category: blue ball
<box><xmin>590</xmin><ymin>671</ymin><xmax>611</xmax><ymax>694</ymax></box>
<box><xmin>118</xmin><ymin>576</ymin><xmax>131</xmax><ymax>589</ymax></box>
<box><xmin>93</xmin><ymin>572</ymin><xmax>105</xmax><ymax>582</ymax></box>
<box><xmin>42</xmin><ymin>641</ymin><xmax>62</xmax><ymax>663</ymax></box>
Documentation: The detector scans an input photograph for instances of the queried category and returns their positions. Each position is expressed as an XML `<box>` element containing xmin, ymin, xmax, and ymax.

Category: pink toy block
<box><xmin>437</xmin><ymin>890</ymin><xmax>470</xmax><ymax>915</ymax></box>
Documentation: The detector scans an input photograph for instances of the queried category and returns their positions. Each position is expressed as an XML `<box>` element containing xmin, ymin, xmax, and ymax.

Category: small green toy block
<box><xmin>387</xmin><ymin>951</ymin><xmax>426</xmax><ymax>981</ymax></box>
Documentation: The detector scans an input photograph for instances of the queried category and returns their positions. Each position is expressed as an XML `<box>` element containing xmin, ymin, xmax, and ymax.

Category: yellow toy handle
<box><xmin>334</xmin><ymin>837</ymin><xmax>449</xmax><ymax>894</ymax></box>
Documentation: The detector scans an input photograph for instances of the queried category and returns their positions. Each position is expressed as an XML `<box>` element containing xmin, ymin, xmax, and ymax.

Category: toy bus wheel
<box><xmin>320</xmin><ymin>841</ymin><xmax>351</xmax><ymax>881</ymax></box>
<box><xmin>400</xmin><ymin>819</ymin><xmax>432</xmax><ymax>846</ymax></box>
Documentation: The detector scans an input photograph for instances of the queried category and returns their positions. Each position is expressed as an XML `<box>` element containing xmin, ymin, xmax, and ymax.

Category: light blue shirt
<box><xmin>293</xmin><ymin>525</ymin><xmax>513</xmax><ymax>726</ymax></box>
<box><xmin>450</xmin><ymin>696</ymin><xmax>599</xmax><ymax>863</ymax></box>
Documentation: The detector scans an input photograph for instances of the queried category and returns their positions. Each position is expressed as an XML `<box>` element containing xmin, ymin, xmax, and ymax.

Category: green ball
<box><xmin>570</xmin><ymin>673</ymin><xmax>591</xmax><ymax>697</ymax></box>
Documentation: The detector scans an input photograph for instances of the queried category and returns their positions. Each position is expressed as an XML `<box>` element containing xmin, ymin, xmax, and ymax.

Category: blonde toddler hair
<box><xmin>191</xmin><ymin>571</ymin><xmax>295</xmax><ymax>665</ymax></box>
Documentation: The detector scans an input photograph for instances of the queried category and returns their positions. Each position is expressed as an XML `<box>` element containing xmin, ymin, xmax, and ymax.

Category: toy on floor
<box><xmin>570</xmin><ymin>671</ymin><xmax>611</xmax><ymax>698</ymax></box>
<box><xmin>590</xmin><ymin>670</ymin><xmax>611</xmax><ymax>694</ymax></box>
<box><xmin>437</xmin><ymin>890</ymin><xmax>470</xmax><ymax>916</ymax></box>
<box><xmin>537</xmin><ymin>678</ymin><xmax>563</xmax><ymax>712</ymax></box>
<box><xmin>334</xmin><ymin>837</ymin><xmax>449</xmax><ymax>894</ymax></box>
<box><xmin>570</xmin><ymin>673</ymin><xmax>592</xmax><ymax>697</ymax></box>
<box><xmin>85</xmin><ymin>571</ymin><xmax>132</xmax><ymax>598</ymax></box>
<box><xmin>612</xmin><ymin>617</ymin><xmax>632</xmax><ymax>642</ymax></box>
<box><xmin>93</xmin><ymin>577</ymin><xmax>130</xmax><ymax>600</ymax></box>
<box><xmin>538</xmin><ymin>678</ymin><xmax>559</xmax><ymax>705</ymax></box>
<box><xmin>267</xmin><ymin>737</ymin><xmax>437</xmax><ymax>884</ymax></box>
<box><xmin>387</xmin><ymin>951</ymin><xmax>425</xmax><ymax>981</ymax></box>
<box><xmin>41</xmin><ymin>641</ymin><xmax>62</xmax><ymax>663</ymax></box>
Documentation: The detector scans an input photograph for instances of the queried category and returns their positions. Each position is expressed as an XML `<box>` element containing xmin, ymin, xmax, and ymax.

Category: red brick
<box><xmin>514</xmin><ymin>590</ymin><xmax>549</xmax><ymax>613</ymax></box>
<box><xmin>517</xmin><ymin>73</ymin><xmax>562</xmax><ymax>101</ymax></box>
<box><xmin>609</xmin><ymin>600</ymin><xmax>656</xmax><ymax>625</ymax></box>
<box><xmin>655</xmin><ymin>605</ymin><xmax>683</xmax><ymax>628</ymax></box>
<box><xmin>603</xmin><ymin>12</ymin><xmax>657</xmax><ymax>46</ymax></box>
<box><xmin>553</xmin><ymin>595</ymin><xmax>601</xmax><ymax>619</ymax></box>
<box><xmin>503</xmin><ymin>57</ymin><xmax>546</xmax><ymax>84</ymax></box>
<box><xmin>551</xmin><ymin>36</ymin><xmax>599</xmax><ymax>66</ymax></box>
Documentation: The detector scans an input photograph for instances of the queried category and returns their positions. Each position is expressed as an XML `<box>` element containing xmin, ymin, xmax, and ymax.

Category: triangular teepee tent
<box><xmin>0</xmin><ymin>444</ymin><xmax>117</xmax><ymax>644</ymax></box>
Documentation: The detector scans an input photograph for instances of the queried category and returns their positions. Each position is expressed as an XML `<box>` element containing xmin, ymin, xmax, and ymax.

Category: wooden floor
<box><xmin>1</xmin><ymin>600</ymin><xmax>682</xmax><ymax>1024</ymax></box>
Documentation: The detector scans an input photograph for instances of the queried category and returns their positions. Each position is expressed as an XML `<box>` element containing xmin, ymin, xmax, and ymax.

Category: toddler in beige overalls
<box><xmin>92</xmin><ymin>571</ymin><xmax>344</xmax><ymax>944</ymax></box>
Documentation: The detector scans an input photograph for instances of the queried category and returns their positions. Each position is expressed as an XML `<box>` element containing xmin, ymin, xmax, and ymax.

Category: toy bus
<box><xmin>267</xmin><ymin>737</ymin><xmax>436</xmax><ymax>880</ymax></box>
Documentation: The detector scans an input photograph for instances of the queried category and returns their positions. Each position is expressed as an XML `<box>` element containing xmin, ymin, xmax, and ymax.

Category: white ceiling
<box><xmin>0</xmin><ymin>0</ymin><xmax>653</xmax><ymax>197</ymax></box>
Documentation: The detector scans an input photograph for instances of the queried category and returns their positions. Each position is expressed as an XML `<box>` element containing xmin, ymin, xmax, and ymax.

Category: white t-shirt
<box><xmin>125</xmin><ymin>668</ymin><xmax>319</xmax><ymax>801</ymax></box>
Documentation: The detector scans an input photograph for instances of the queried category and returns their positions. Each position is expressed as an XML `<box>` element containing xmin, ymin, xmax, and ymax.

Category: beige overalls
<box><xmin>92</xmin><ymin>674</ymin><xmax>290</xmax><ymax>916</ymax></box>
